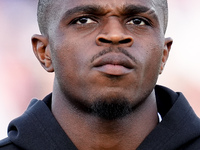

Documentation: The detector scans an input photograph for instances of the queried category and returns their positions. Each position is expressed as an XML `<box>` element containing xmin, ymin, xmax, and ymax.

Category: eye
<box><xmin>126</xmin><ymin>18</ymin><xmax>149</xmax><ymax>26</ymax></box>
<box><xmin>72</xmin><ymin>17</ymin><xmax>97</xmax><ymax>25</ymax></box>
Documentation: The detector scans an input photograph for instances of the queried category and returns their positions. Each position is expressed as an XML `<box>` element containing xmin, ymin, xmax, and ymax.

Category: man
<box><xmin>0</xmin><ymin>0</ymin><xmax>200</xmax><ymax>149</ymax></box>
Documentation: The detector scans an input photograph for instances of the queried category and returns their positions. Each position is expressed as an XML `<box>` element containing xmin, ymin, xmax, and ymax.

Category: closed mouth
<box><xmin>92</xmin><ymin>53</ymin><xmax>135</xmax><ymax>76</ymax></box>
<box><xmin>93</xmin><ymin>53</ymin><xmax>134</xmax><ymax>69</ymax></box>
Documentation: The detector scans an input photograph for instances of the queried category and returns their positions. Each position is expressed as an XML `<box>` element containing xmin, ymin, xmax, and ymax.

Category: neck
<box><xmin>52</xmin><ymin>90</ymin><xmax>158</xmax><ymax>150</ymax></box>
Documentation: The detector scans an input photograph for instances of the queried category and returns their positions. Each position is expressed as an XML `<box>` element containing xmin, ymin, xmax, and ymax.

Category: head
<box><xmin>32</xmin><ymin>0</ymin><xmax>172</xmax><ymax>120</ymax></box>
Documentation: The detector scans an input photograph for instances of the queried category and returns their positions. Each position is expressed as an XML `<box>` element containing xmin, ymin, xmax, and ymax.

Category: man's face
<box><xmin>45</xmin><ymin>0</ymin><xmax>171</xmax><ymax>119</ymax></box>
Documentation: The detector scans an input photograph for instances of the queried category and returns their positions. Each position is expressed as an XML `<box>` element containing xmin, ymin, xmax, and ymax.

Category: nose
<box><xmin>96</xmin><ymin>18</ymin><xmax>134</xmax><ymax>47</ymax></box>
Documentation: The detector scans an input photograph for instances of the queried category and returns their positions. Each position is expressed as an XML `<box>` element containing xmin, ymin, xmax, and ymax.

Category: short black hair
<box><xmin>37</xmin><ymin>0</ymin><xmax>53</xmax><ymax>35</ymax></box>
<box><xmin>157</xmin><ymin>0</ymin><xmax>169</xmax><ymax>33</ymax></box>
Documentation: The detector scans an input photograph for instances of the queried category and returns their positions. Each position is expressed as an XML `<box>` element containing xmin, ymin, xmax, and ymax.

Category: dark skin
<box><xmin>32</xmin><ymin>0</ymin><xmax>172</xmax><ymax>149</ymax></box>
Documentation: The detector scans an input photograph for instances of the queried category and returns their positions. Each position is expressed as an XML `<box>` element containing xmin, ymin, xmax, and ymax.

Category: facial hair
<box><xmin>67</xmin><ymin>95</ymin><xmax>134</xmax><ymax>121</ymax></box>
<box><xmin>88</xmin><ymin>98</ymin><xmax>133</xmax><ymax>120</ymax></box>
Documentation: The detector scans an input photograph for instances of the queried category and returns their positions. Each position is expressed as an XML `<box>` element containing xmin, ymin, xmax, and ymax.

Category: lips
<box><xmin>92</xmin><ymin>53</ymin><xmax>135</xmax><ymax>76</ymax></box>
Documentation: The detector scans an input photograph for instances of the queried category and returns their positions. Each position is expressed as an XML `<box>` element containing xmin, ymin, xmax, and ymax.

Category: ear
<box><xmin>159</xmin><ymin>37</ymin><xmax>173</xmax><ymax>74</ymax></box>
<box><xmin>31</xmin><ymin>34</ymin><xmax>54</xmax><ymax>72</ymax></box>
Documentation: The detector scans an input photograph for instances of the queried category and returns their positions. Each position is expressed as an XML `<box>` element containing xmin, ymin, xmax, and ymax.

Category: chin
<box><xmin>89</xmin><ymin>98</ymin><xmax>133</xmax><ymax>120</ymax></box>
<box><xmin>78</xmin><ymin>94</ymin><xmax>135</xmax><ymax>121</ymax></box>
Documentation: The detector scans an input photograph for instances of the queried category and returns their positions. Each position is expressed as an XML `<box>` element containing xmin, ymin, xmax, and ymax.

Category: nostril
<box><xmin>99</xmin><ymin>38</ymin><xmax>132</xmax><ymax>44</ymax></box>
<box><xmin>99</xmin><ymin>38</ymin><xmax>112</xmax><ymax>44</ymax></box>
<box><xmin>119</xmin><ymin>38</ymin><xmax>132</xmax><ymax>44</ymax></box>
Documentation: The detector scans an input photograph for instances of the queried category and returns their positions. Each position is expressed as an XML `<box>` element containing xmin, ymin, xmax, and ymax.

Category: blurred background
<box><xmin>0</xmin><ymin>0</ymin><xmax>200</xmax><ymax>139</ymax></box>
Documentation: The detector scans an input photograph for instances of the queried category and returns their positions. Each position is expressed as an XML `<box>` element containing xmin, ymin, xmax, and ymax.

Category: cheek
<box><xmin>50</xmin><ymin>38</ymin><xmax>99</xmax><ymax>101</ymax></box>
<box><xmin>141</xmin><ymin>44</ymin><xmax>163</xmax><ymax>82</ymax></box>
<box><xmin>133</xmin><ymin>38</ymin><xmax>163</xmax><ymax>83</ymax></box>
<box><xmin>53</xmin><ymin>46</ymin><xmax>83</xmax><ymax>76</ymax></box>
<box><xmin>51</xmin><ymin>38</ymin><xmax>93</xmax><ymax>88</ymax></box>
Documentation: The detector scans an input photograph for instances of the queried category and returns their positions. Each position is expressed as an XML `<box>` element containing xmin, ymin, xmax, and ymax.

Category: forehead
<box><xmin>55</xmin><ymin>0</ymin><xmax>162</xmax><ymax>15</ymax></box>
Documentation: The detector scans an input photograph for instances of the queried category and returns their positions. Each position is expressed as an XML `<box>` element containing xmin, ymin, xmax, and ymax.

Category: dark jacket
<box><xmin>0</xmin><ymin>85</ymin><xmax>200</xmax><ymax>150</ymax></box>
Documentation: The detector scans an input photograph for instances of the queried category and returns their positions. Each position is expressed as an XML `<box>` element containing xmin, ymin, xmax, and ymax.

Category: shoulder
<box><xmin>0</xmin><ymin>138</ymin><xmax>21</xmax><ymax>150</ymax></box>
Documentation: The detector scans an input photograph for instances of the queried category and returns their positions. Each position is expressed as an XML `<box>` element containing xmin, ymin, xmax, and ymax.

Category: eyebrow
<box><xmin>121</xmin><ymin>4</ymin><xmax>156</xmax><ymax>16</ymax></box>
<box><xmin>61</xmin><ymin>5</ymin><xmax>106</xmax><ymax>21</ymax></box>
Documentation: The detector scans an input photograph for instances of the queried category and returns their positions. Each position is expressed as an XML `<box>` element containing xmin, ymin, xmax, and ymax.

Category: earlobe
<box><xmin>159</xmin><ymin>37</ymin><xmax>173</xmax><ymax>74</ymax></box>
<box><xmin>31</xmin><ymin>34</ymin><xmax>54</xmax><ymax>72</ymax></box>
